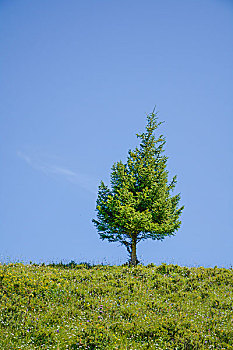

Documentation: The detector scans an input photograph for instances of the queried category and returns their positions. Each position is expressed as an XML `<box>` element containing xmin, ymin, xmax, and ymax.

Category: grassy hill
<box><xmin>0</xmin><ymin>262</ymin><xmax>232</xmax><ymax>349</ymax></box>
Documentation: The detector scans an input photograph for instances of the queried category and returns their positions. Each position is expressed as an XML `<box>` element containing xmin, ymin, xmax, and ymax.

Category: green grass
<box><xmin>0</xmin><ymin>262</ymin><xmax>232</xmax><ymax>349</ymax></box>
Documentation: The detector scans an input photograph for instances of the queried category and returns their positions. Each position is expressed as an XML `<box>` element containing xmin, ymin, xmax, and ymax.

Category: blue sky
<box><xmin>1</xmin><ymin>0</ymin><xmax>233</xmax><ymax>267</ymax></box>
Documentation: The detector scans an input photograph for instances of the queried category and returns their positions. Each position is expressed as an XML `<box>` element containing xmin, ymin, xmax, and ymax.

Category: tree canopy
<box><xmin>93</xmin><ymin>110</ymin><xmax>184</xmax><ymax>265</ymax></box>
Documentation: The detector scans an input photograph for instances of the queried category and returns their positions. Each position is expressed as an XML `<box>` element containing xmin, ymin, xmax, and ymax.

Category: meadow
<box><xmin>0</xmin><ymin>262</ymin><xmax>232</xmax><ymax>350</ymax></box>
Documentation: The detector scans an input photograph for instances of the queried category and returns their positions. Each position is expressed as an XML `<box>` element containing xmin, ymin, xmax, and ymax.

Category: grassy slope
<box><xmin>0</xmin><ymin>263</ymin><xmax>232</xmax><ymax>350</ymax></box>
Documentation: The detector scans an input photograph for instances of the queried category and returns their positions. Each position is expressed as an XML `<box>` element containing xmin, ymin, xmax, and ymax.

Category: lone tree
<box><xmin>93</xmin><ymin>110</ymin><xmax>184</xmax><ymax>265</ymax></box>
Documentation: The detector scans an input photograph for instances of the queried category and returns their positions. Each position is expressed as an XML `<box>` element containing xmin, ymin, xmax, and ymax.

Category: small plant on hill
<box><xmin>93</xmin><ymin>109</ymin><xmax>184</xmax><ymax>265</ymax></box>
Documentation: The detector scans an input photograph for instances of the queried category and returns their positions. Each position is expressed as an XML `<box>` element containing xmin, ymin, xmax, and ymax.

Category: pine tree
<box><xmin>92</xmin><ymin>110</ymin><xmax>184</xmax><ymax>265</ymax></box>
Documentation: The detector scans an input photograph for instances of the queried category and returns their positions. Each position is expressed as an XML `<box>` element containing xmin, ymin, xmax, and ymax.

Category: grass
<box><xmin>0</xmin><ymin>262</ymin><xmax>232</xmax><ymax>349</ymax></box>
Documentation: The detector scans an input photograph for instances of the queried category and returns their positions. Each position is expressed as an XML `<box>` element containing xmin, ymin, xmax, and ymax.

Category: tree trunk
<box><xmin>131</xmin><ymin>237</ymin><xmax>137</xmax><ymax>266</ymax></box>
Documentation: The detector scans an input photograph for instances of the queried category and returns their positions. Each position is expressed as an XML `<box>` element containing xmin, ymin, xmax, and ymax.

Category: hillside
<box><xmin>0</xmin><ymin>263</ymin><xmax>232</xmax><ymax>349</ymax></box>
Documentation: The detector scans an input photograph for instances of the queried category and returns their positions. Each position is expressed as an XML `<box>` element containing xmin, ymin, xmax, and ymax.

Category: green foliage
<box><xmin>0</xmin><ymin>263</ymin><xmax>232</xmax><ymax>349</ymax></box>
<box><xmin>93</xmin><ymin>110</ymin><xmax>184</xmax><ymax>264</ymax></box>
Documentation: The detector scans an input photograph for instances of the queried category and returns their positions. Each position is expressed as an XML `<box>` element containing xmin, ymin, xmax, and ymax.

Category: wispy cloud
<box><xmin>17</xmin><ymin>151</ymin><xmax>97</xmax><ymax>194</ymax></box>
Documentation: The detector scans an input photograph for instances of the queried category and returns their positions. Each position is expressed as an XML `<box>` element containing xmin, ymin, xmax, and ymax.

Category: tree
<box><xmin>92</xmin><ymin>110</ymin><xmax>184</xmax><ymax>265</ymax></box>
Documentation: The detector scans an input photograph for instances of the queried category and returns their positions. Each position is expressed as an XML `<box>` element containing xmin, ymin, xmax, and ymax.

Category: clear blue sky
<box><xmin>1</xmin><ymin>0</ymin><xmax>232</xmax><ymax>267</ymax></box>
